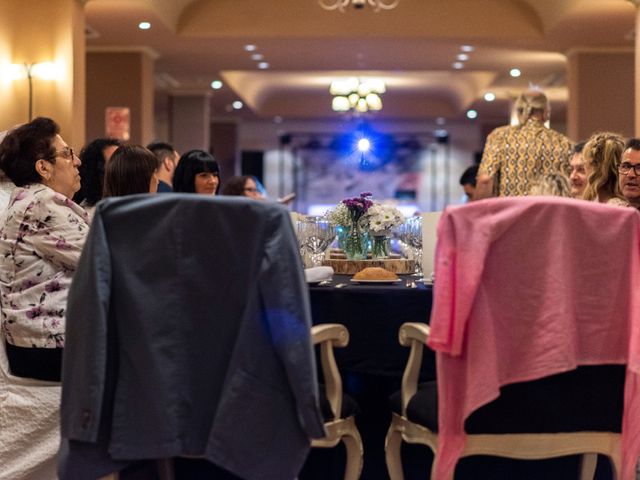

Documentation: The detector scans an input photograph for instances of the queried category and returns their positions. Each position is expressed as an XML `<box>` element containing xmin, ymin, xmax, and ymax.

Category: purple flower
<box><xmin>55</xmin><ymin>238</ymin><xmax>72</xmax><ymax>250</ymax></box>
<box><xmin>26</xmin><ymin>307</ymin><xmax>42</xmax><ymax>319</ymax></box>
<box><xmin>45</xmin><ymin>281</ymin><xmax>61</xmax><ymax>293</ymax></box>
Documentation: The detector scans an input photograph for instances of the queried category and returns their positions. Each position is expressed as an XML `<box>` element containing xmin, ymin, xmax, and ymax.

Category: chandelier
<box><xmin>319</xmin><ymin>0</ymin><xmax>399</xmax><ymax>13</ymax></box>
<box><xmin>330</xmin><ymin>77</ymin><xmax>385</xmax><ymax>113</ymax></box>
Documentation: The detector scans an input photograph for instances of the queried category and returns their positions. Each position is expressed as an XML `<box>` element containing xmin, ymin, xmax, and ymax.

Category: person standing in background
<box><xmin>475</xmin><ymin>89</ymin><xmax>573</xmax><ymax>199</ymax></box>
<box><xmin>147</xmin><ymin>142</ymin><xmax>180</xmax><ymax>193</ymax></box>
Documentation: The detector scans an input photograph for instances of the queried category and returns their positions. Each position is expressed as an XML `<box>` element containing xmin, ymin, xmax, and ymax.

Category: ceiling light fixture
<box><xmin>484</xmin><ymin>92</ymin><xmax>496</xmax><ymax>102</ymax></box>
<box><xmin>244</xmin><ymin>44</ymin><xmax>257</xmax><ymax>52</ymax></box>
<box><xmin>319</xmin><ymin>0</ymin><xmax>399</xmax><ymax>12</ymax></box>
<box><xmin>251</xmin><ymin>53</ymin><xmax>264</xmax><ymax>61</ymax></box>
<box><xmin>460</xmin><ymin>45</ymin><xmax>474</xmax><ymax>52</ymax></box>
<box><xmin>138</xmin><ymin>22</ymin><xmax>151</xmax><ymax>30</ymax></box>
<box><xmin>456</xmin><ymin>53</ymin><xmax>469</xmax><ymax>61</ymax></box>
<box><xmin>452</xmin><ymin>62</ymin><xmax>464</xmax><ymax>69</ymax></box>
<box><xmin>510</xmin><ymin>68</ymin><xmax>521</xmax><ymax>78</ymax></box>
<box><xmin>257</xmin><ymin>62</ymin><xmax>270</xmax><ymax>69</ymax></box>
<box><xmin>232</xmin><ymin>101</ymin><xmax>243</xmax><ymax>110</ymax></box>
<box><xmin>466</xmin><ymin>109</ymin><xmax>478</xmax><ymax>119</ymax></box>
<box><xmin>330</xmin><ymin>77</ymin><xmax>385</xmax><ymax>113</ymax></box>
<box><xmin>210</xmin><ymin>80</ymin><xmax>223</xmax><ymax>90</ymax></box>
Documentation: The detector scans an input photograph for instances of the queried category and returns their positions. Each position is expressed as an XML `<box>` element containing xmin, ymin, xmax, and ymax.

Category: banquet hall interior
<box><xmin>1</xmin><ymin>1</ymin><xmax>640</xmax><ymax>480</ymax></box>
<box><xmin>1</xmin><ymin>0</ymin><xmax>637</xmax><ymax>213</ymax></box>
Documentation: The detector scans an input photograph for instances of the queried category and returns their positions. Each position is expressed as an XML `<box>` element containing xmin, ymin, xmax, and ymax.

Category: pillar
<box><xmin>169</xmin><ymin>93</ymin><xmax>211</xmax><ymax>154</ymax></box>
<box><xmin>0</xmin><ymin>0</ymin><xmax>85</xmax><ymax>146</ymax></box>
<box><xmin>566</xmin><ymin>49</ymin><xmax>634</xmax><ymax>141</ymax></box>
<box><xmin>85</xmin><ymin>48</ymin><xmax>156</xmax><ymax>146</ymax></box>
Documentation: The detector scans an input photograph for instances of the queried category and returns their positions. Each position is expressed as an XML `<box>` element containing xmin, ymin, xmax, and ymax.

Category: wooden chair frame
<box><xmin>384</xmin><ymin>322</ymin><xmax>622</xmax><ymax>480</ymax></box>
<box><xmin>311</xmin><ymin>323</ymin><xmax>364</xmax><ymax>480</ymax></box>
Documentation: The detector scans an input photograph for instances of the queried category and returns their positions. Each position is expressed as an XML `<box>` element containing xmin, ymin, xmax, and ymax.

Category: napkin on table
<box><xmin>304</xmin><ymin>266</ymin><xmax>334</xmax><ymax>283</ymax></box>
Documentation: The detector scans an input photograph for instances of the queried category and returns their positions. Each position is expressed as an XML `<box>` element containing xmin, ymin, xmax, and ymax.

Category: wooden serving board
<box><xmin>323</xmin><ymin>258</ymin><xmax>416</xmax><ymax>274</ymax></box>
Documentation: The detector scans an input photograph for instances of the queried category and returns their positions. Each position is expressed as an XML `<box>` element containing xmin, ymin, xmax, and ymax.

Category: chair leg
<box><xmin>157</xmin><ymin>458</ymin><xmax>174</xmax><ymax>480</ymax></box>
<box><xmin>385</xmin><ymin>424</ymin><xmax>404</xmax><ymax>480</ymax></box>
<box><xmin>342</xmin><ymin>428</ymin><xmax>364</xmax><ymax>480</ymax></box>
<box><xmin>579</xmin><ymin>453</ymin><xmax>597</xmax><ymax>480</ymax></box>
<box><xmin>609</xmin><ymin>452</ymin><xmax>622</xmax><ymax>480</ymax></box>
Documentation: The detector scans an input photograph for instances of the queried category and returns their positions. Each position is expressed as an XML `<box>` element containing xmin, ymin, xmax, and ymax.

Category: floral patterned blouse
<box><xmin>0</xmin><ymin>184</ymin><xmax>89</xmax><ymax>348</ymax></box>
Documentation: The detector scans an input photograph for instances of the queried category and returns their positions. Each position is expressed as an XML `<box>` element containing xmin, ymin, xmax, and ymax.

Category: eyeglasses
<box><xmin>618</xmin><ymin>162</ymin><xmax>640</xmax><ymax>176</ymax></box>
<box><xmin>55</xmin><ymin>147</ymin><xmax>75</xmax><ymax>161</ymax></box>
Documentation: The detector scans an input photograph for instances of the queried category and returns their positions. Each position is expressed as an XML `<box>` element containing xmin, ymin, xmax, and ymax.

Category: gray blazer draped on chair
<box><xmin>59</xmin><ymin>195</ymin><xmax>325</xmax><ymax>480</ymax></box>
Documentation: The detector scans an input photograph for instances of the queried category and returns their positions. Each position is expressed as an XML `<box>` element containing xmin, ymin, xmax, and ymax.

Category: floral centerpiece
<box><xmin>325</xmin><ymin>192</ymin><xmax>404</xmax><ymax>260</ymax></box>
<box><xmin>326</xmin><ymin>192</ymin><xmax>373</xmax><ymax>259</ymax></box>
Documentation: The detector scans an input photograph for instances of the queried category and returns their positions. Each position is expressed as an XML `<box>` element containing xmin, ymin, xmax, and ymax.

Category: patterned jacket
<box><xmin>479</xmin><ymin>118</ymin><xmax>573</xmax><ymax>196</ymax></box>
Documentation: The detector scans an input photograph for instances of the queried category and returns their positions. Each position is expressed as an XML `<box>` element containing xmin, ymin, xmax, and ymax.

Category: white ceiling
<box><xmin>84</xmin><ymin>0</ymin><xmax>636</xmax><ymax>124</ymax></box>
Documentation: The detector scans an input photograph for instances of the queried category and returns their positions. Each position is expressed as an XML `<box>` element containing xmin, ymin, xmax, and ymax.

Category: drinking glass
<box><xmin>298</xmin><ymin>217</ymin><xmax>335</xmax><ymax>267</ymax></box>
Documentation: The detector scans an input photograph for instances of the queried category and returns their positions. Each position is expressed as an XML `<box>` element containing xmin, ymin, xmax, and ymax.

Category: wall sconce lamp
<box><xmin>5</xmin><ymin>62</ymin><xmax>62</xmax><ymax>121</ymax></box>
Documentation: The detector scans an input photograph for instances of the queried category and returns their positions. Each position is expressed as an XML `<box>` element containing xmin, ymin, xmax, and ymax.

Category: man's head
<box><xmin>147</xmin><ymin>142</ymin><xmax>179</xmax><ymax>187</ymax></box>
<box><xmin>459</xmin><ymin>165</ymin><xmax>479</xmax><ymax>202</ymax></box>
<box><xmin>569</xmin><ymin>141</ymin><xmax>587</xmax><ymax>198</ymax></box>
<box><xmin>618</xmin><ymin>138</ymin><xmax>640</xmax><ymax>209</ymax></box>
<box><xmin>514</xmin><ymin>89</ymin><xmax>550</xmax><ymax>125</ymax></box>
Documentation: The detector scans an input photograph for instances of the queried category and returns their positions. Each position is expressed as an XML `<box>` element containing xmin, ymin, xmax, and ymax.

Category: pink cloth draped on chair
<box><xmin>427</xmin><ymin>196</ymin><xmax>640</xmax><ymax>480</ymax></box>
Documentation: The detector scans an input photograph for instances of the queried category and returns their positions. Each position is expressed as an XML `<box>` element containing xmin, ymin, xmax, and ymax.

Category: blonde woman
<box><xmin>582</xmin><ymin>132</ymin><xmax>628</xmax><ymax>206</ymax></box>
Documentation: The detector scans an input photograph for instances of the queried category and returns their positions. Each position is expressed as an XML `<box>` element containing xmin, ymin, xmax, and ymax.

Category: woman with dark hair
<box><xmin>103</xmin><ymin>145</ymin><xmax>159</xmax><ymax>198</ymax></box>
<box><xmin>172</xmin><ymin>149</ymin><xmax>220</xmax><ymax>195</ymax></box>
<box><xmin>0</xmin><ymin>117</ymin><xmax>89</xmax><ymax>381</ymax></box>
<box><xmin>74</xmin><ymin>137</ymin><xmax>121</xmax><ymax>217</ymax></box>
<box><xmin>221</xmin><ymin>175</ymin><xmax>264</xmax><ymax>200</ymax></box>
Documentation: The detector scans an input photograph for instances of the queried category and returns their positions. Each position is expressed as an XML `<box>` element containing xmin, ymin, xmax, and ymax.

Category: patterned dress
<box><xmin>0</xmin><ymin>184</ymin><xmax>89</xmax><ymax>348</ymax></box>
<box><xmin>478</xmin><ymin>118</ymin><xmax>573</xmax><ymax>196</ymax></box>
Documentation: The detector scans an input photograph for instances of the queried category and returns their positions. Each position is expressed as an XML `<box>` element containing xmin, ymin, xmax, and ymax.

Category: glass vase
<box><xmin>344</xmin><ymin>216</ymin><xmax>368</xmax><ymax>260</ymax></box>
<box><xmin>336</xmin><ymin>225</ymin><xmax>350</xmax><ymax>251</ymax></box>
<box><xmin>371</xmin><ymin>231</ymin><xmax>391</xmax><ymax>259</ymax></box>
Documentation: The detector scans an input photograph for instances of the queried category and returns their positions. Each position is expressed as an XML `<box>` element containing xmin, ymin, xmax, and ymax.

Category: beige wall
<box><xmin>85</xmin><ymin>50</ymin><xmax>155</xmax><ymax>146</ymax></box>
<box><xmin>567</xmin><ymin>50</ymin><xmax>634</xmax><ymax>142</ymax></box>
<box><xmin>0</xmin><ymin>0</ymin><xmax>85</xmax><ymax>146</ymax></box>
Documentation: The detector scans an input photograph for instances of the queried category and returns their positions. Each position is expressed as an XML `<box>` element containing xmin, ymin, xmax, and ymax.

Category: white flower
<box><xmin>363</xmin><ymin>202</ymin><xmax>405</xmax><ymax>233</ymax></box>
<box><xmin>324</xmin><ymin>203</ymin><xmax>351</xmax><ymax>227</ymax></box>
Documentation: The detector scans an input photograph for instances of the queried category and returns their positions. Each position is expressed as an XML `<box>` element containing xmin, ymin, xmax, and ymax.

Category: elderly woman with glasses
<box><xmin>0</xmin><ymin>117</ymin><xmax>89</xmax><ymax>381</ymax></box>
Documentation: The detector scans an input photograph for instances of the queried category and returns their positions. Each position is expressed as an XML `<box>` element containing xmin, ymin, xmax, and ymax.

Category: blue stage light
<box><xmin>357</xmin><ymin>138</ymin><xmax>371</xmax><ymax>152</ymax></box>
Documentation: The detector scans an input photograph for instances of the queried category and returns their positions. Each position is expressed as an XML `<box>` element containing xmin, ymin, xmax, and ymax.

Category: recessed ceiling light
<box><xmin>232</xmin><ymin>101</ymin><xmax>243</xmax><ymax>110</ymax></box>
<box><xmin>484</xmin><ymin>92</ymin><xmax>496</xmax><ymax>102</ymax></box>
<box><xmin>244</xmin><ymin>44</ymin><xmax>257</xmax><ymax>52</ymax></box>
<box><xmin>457</xmin><ymin>53</ymin><xmax>469</xmax><ymax>61</ymax></box>
<box><xmin>510</xmin><ymin>68</ymin><xmax>521</xmax><ymax>77</ymax></box>
<box><xmin>210</xmin><ymin>80</ymin><xmax>223</xmax><ymax>90</ymax></box>
<box><xmin>257</xmin><ymin>62</ymin><xmax>270</xmax><ymax>69</ymax></box>
<box><xmin>461</xmin><ymin>45</ymin><xmax>474</xmax><ymax>52</ymax></box>
<box><xmin>466</xmin><ymin>109</ymin><xmax>478</xmax><ymax>119</ymax></box>
<box><xmin>452</xmin><ymin>62</ymin><xmax>464</xmax><ymax>69</ymax></box>
<box><xmin>138</xmin><ymin>22</ymin><xmax>151</xmax><ymax>30</ymax></box>
<box><xmin>251</xmin><ymin>53</ymin><xmax>264</xmax><ymax>61</ymax></box>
